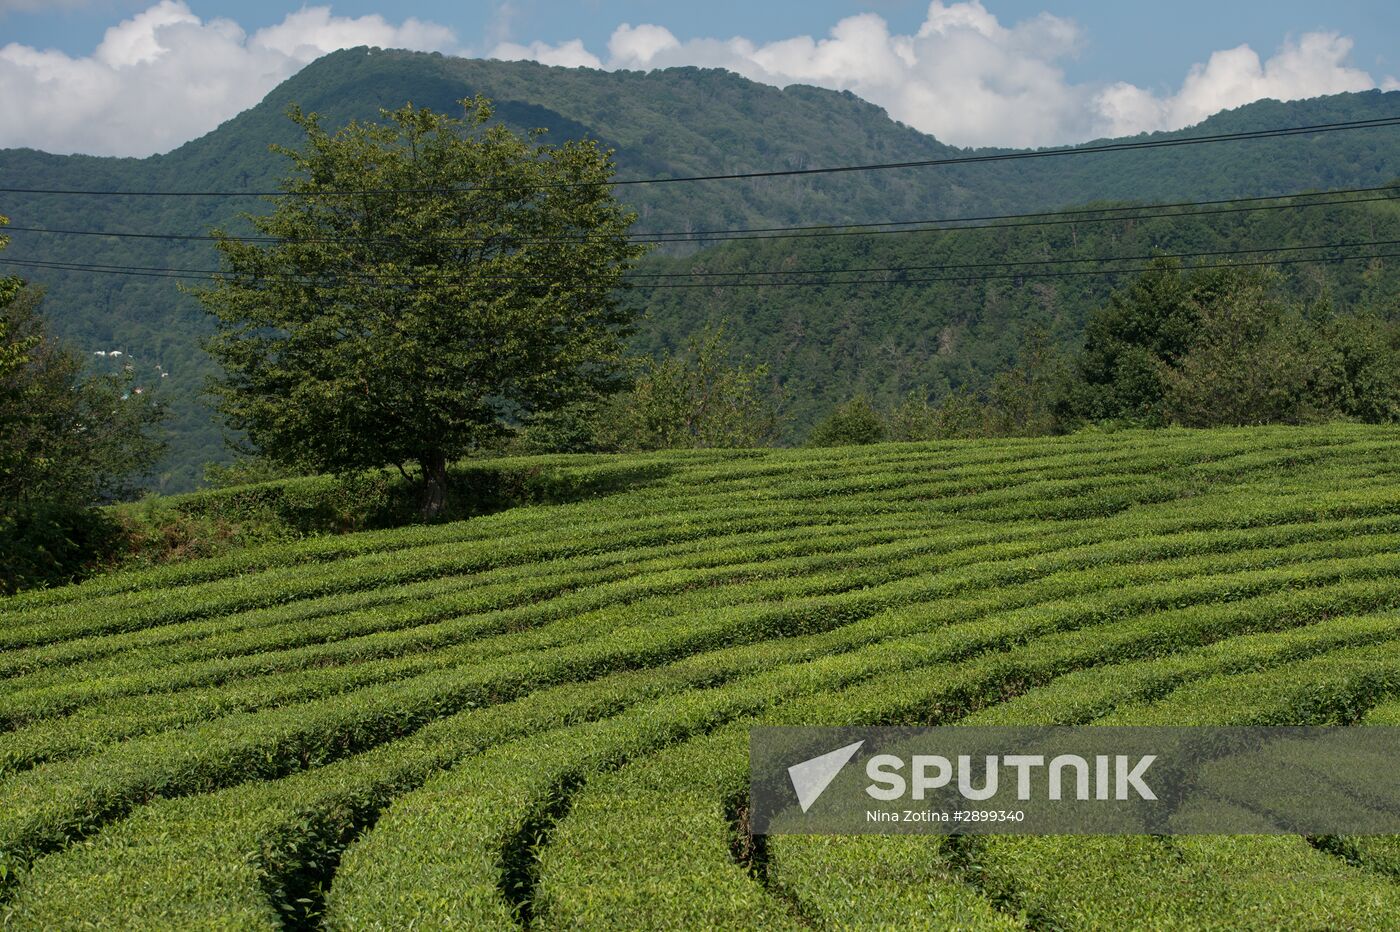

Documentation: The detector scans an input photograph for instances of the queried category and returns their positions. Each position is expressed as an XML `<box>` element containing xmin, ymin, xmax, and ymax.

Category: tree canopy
<box><xmin>197</xmin><ymin>97</ymin><xmax>646</xmax><ymax>515</ymax></box>
<box><xmin>1</xmin><ymin>221</ymin><xmax>167</xmax><ymax>591</ymax></box>
<box><xmin>1064</xmin><ymin>259</ymin><xmax>1400</xmax><ymax>429</ymax></box>
<box><xmin>1</xmin><ymin>227</ymin><xmax>165</xmax><ymax>510</ymax></box>
<box><xmin>3</xmin><ymin>53</ymin><xmax>1397</xmax><ymax>489</ymax></box>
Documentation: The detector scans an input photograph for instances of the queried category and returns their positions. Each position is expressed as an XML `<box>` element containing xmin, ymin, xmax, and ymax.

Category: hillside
<box><xmin>3</xmin><ymin>426</ymin><xmax>1400</xmax><ymax>925</ymax></box>
<box><xmin>633</xmin><ymin>196</ymin><xmax>1400</xmax><ymax>431</ymax></box>
<box><xmin>2</xmin><ymin>48</ymin><xmax>1399</xmax><ymax>488</ymax></box>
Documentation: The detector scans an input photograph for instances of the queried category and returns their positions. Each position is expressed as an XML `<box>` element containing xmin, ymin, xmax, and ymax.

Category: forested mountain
<box><xmin>2</xmin><ymin>47</ymin><xmax>1398</xmax><ymax>489</ymax></box>
<box><xmin>632</xmin><ymin>199</ymin><xmax>1400</xmax><ymax>432</ymax></box>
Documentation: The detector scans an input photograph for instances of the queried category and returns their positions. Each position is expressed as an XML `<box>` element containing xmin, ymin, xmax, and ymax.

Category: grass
<box><xmin>2</xmin><ymin>424</ymin><xmax>1399</xmax><ymax>928</ymax></box>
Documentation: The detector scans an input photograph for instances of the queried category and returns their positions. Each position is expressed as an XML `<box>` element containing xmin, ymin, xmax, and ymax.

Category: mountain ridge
<box><xmin>2</xmin><ymin>48</ymin><xmax>1399</xmax><ymax>489</ymax></box>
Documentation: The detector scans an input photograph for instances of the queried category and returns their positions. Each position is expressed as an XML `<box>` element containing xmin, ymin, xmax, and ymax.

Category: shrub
<box><xmin>807</xmin><ymin>396</ymin><xmax>887</xmax><ymax>446</ymax></box>
<box><xmin>0</xmin><ymin>504</ymin><xmax>124</xmax><ymax>594</ymax></box>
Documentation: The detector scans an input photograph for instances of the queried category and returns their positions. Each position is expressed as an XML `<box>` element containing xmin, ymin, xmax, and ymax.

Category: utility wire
<box><xmin>638</xmin><ymin>250</ymin><xmax>1400</xmax><ymax>289</ymax></box>
<box><xmin>1</xmin><ymin>116</ymin><xmax>1398</xmax><ymax>198</ymax></box>
<box><xmin>627</xmin><ymin>184</ymin><xmax>1400</xmax><ymax>240</ymax></box>
<box><xmin>660</xmin><ymin>192</ymin><xmax>1400</xmax><ymax>245</ymax></box>
<box><xmin>625</xmin><ymin>238</ymin><xmax>1400</xmax><ymax>279</ymax></box>
<box><xmin>1</xmin><ymin>240</ymin><xmax>1393</xmax><ymax>289</ymax></box>
<box><xmin>2</xmin><ymin>236</ymin><xmax>1387</xmax><ymax>282</ymax></box>
<box><xmin>2</xmin><ymin>184</ymin><xmax>1396</xmax><ymax>249</ymax></box>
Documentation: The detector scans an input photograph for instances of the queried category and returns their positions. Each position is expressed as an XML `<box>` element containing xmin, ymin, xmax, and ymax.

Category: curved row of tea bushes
<box><xmin>3</xmin><ymin>425</ymin><xmax>1400</xmax><ymax>928</ymax></box>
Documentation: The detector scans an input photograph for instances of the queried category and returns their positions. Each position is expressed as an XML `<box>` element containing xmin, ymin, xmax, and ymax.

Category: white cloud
<box><xmin>254</xmin><ymin>6</ymin><xmax>454</xmax><ymax>61</ymax></box>
<box><xmin>608</xmin><ymin>24</ymin><xmax>680</xmax><ymax>67</ymax></box>
<box><xmin>0</xmin><ymin>1</ymin><xmax>459</xmax><ymax>156</ymax></box>
<box><xmin>485</xmin><ymin>2</ymin><xmax>517</xmax><ymax>48</ymax></box>
<box><xmin>1096</xmin><ymin>32</ymin><xmax>1398</xmax><ymax>137</ymax></box>
<box><xmin>490</xmin><ymin>38</ymin><xmax>601</xmax><ymax>70</ymax></box>
<box><xmin>491</xmin><ymin>1</ymin><xmax>1398</xmax><ymax>147</ymax></box>
<box><xmin>2</xmin><ymin>1</ymin><xmax>1396</xmax><ymax>156</ymax></box>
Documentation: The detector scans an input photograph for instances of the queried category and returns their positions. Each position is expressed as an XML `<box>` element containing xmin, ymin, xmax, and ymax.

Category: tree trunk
<box><xmin>419</xmin><ymin>450</ymin><xmax>449</xmax><ymax>521</ymax></box>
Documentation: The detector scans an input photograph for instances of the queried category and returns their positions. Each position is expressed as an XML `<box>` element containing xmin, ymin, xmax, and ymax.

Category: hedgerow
<box><xmin>1</xmin><ymin>518</ymin><xmax>1010</xmax><ymax>768</ymax></box>
<box><xmin>2</xmin><ymin>425</ymin><xmax>1400</xmax><ymax>928</ymax></box>
<box><xmin>17</xmin><ymin>527</ymin><xmax>1399</xmax><ymax>924</ymax></box>
<box><xmin>524</xmin><ymin>582</ymin><xmax>1400</xmax><ymax>927</ymax></box>
<box><xmin>951</xmin><ymin>641</ymin><xmax>1400</xmax><ymax>930</ymax></box>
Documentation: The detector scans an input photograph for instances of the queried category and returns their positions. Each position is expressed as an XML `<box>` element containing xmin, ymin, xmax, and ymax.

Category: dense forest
<box><xmin>1</xmin><ymin>48</ymin><xmax>1398</xmax><ymax>488</ymax></box>
<box><xmin>632</xmin><ymin>197</ymin><xmax>1400</xmax><ymax>434</ymax></box>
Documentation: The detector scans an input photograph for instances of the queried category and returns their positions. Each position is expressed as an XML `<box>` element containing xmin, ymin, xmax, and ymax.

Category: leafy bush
<box><xmin>886</xmin><ymin>390</ymin><xmax>989</xmax><ymax>440</ymax></box>
<box><xmin>593</xmin><ymin>324</ymin><xmax>783</xmax><ymax>452</ymax></box>
<box><xmin>806</xmin><ymin>396</ymin><xmax>887</xmax><ymax>446</ymax></box>
<box><xmin>0</xmin><ymin>282</ymin><xmax>165</xmax><ymax>509</ymax></box>
<box><xmin>7</xmin><ymin>427</ymin><xmax>1400</xmax><ymax>926</ymax></box>
<box><xmin>1068</xmin><ymin>262</ymin><xmax>1400</xmax><ymax>429</ymax></box>
<box><xmin>98</xmin><ymin>458</ymin><xmax>676</xmax><ymax>577</ymax></box>
<box><xmin>0</xmin><ymin>504</ymin><xmax>124</xmax><ymax>594</ymax></box>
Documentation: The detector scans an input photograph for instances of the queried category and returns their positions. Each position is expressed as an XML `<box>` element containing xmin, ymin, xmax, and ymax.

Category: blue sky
<box><xmin>1</xmin><ymin>1</ymin><xmax>1396</xmax><ymax>155</ymax></box>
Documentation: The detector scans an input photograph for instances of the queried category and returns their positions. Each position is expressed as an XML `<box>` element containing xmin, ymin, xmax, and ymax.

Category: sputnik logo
<box><xmin>788</xmin><ymin>740</ymin><xmax>865</xmax><ymax>812</ymax></box>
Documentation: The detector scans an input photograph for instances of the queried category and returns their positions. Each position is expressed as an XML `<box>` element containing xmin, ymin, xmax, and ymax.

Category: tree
<box><xmin>592</xmin><ymin>323</ymin><xmax>783</xmax><ymax>451</ymax></box>
<box><xmin>0</xmin><ymin>222</ymin><xmax>167</xmax><ymax>591</ymax></box>
<box><xmin>1304</xmin><ymin>310</ymin><xmax>1400</xmax><ymax>424</ymax></box>
<box><xmin>197</xmin><ymin>98</ymin><xmax>646</xmax><ymax>518</ymax></box>
<box><xmin>1070</xmin><ymin>258</ymin><xmax>1200</xmax><ymax>424</ymax></box>
<box><xmin>0</xmin><ymin>277</ymin><xmax>35</xmax><ymax>494</ymax></box>
<box><xmin>1160</xmin><ymin>269</ymin><xmax>1317</xmax><ymax>426</ymax></box>
<box><xmin>807</xmin><ymin>396</ymin><xmax>886</xmax><ymax>446</ymax></box>
<box><xmin>884</xmin><ymin>390</ymin><xmax>990</xmax><ymax>441</ymax></box>
<box><xmin>0</xmin><ymin>275</ymin><xmax>165</xmax><ymax>508</ymax></box>
<box><xmin>983</xmin><ymin>328</ymin><xmax>1072</xmax><ymax>436</ymax></box>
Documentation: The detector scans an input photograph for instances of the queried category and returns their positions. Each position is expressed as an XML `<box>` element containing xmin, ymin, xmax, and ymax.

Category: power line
<box><xmin>630</xmin><ymin>185</ymin><xmax>1400</xmax><ymax>241</ymax></box>
<box><xmin>2</xmin><ymin>185</ymin><xmax>1397</xmax><ymax>249</ymax></box>
<box><xmin>636</xmin><ymin>250</ymin><xmax>1400</xmax><ymax>289</ymax></box>
<box><xmin>1</xmin><ymin>116</ymin><xmax>1398</xmax><ymax>198</ymax></box>
<box><xmin>668</xmin><ymin>191</ymin><xmax>1400</xmax><ymax>244</ymax></box>
<box><xmin>1</xmin><ymin>240</ymin><xmax>1392</xmax><ymax>289</ymax></box>
<box><xmin>613</xmin><ymin>117</ymin><xmax>1400</xmax><ymax>188</ymax></box>
<box><xmin>3</xmin><ymin>236</ymin><xmax>1386</xmax><ymax>282</ymax></box>
<box><xmin>624</xmin><ymin>238</ymin><xmax>1400</xmax><ymax>280</ymax></box>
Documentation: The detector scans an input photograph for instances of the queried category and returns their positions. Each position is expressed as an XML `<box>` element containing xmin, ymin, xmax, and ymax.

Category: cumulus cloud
<box><xmin>3</xmin><ymin>0</ymin><xmax>1396</xmax><ymax>156</ymax></box>
<box><xmin>0</xmin><ymin>1</ymin><xmax>459</xmax><ymax>156</ymax></box>
<box><xmin>490</xmin><ymin>38</ymin><xmax>601</xmax><ymax>70</ymax></box>
<box><xmin>1095</xmin><ymin>32</ymin><xmax>1400</xmax><ymax>137</ymax></box>
<box><xmin>490</xmin><ymin>0</ymin><xmax>1398</xmax><ymax>147</ymax></box>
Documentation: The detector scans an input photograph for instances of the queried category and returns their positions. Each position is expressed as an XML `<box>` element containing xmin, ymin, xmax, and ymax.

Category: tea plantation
<box><xmin>3</xmin><ymin>425</ymin><xmax>1400</xmax><ymax>929</ymax></box>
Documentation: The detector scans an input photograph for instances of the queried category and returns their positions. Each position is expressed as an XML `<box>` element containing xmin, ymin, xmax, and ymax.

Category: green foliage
<box><xmin>589</xmin><ymin>323</ymin><xmax>783</xmax><ymax>451</ymax></box>
<box><xmin>6</xmin><ymin>428</ymin><xmax>1400</xmax><ymax>924</ymax></box>
<box><xmin>0</xmin><ymin>283</ymin><xmax>165</xmax><ymax>511</ymax></box>
<box><xmin>1159</xmin><ymin>270</ymin><xmax>1317</xmax><ymax>426</ymax></box>
<box><xmin>639</xmin><ymin>201</ymin><xmax>1400</xmax><ymax>442</ymax></box>
<box><xmin>1298</xmin><ymin>309</ymin><xmax>1400</xmax><ymax>423</ymax></box>
<box><xmin>806</xmin><ymin>396</ymin><xmax>887</xmax><ymax>446</ymax></box>
<box><xmin>953</xmin><ymin>636</ymin><xmax>1400</xmax><ymax>930</ymax></box>
<box><xmin>105</xmin><ymin>457</ymin><xmax>672</xmax><ymax>573</ymax></box>
<box><xmin>1067</xmin><ymin>261</ymin><xmax>1400</xmax><ymax>429</ymax></box>
<box><xmin>812</xmin><ymin>332</ymin><xmax>1073</xmax><ymax>445</ymax></box>
<box><xmin>506</xmin><ymin>401</ymin><xmax>610</xmax><ymax>454</ymax></box>
<box><xmin>0</xmin><ymin>227</ymin><xmax>166</xmax><ymax>591</ymax></box>
<box><xmin>202</xmin><ymin>456</ymin><xmax>304</xmax><ymax>489</ymax></box>
<box><xmin>1071</xmin><ymin>258</ymin><xmax>1202</xmax><ymax>423</ymax></box>
<box><xmin>3</xmin><ymin>50</ymin><xmax>1398</xmax><ymax>486</ymax></box>
<box><xmin>0</xmin><ymin>504</ymin><xmax>125</xmax><ymax>595</ymax></box>
<box><xmin>885</xmin><ymin>390</ymin><xmax>989</xmax><ymax>440</ymax></box>
<box><xmin>197</xmin><ymin>97</ymin><xmax>645</xmax><ymax>516</ymax></box>
<box><xmin>983</xmin><ymin>328</ymin><xmax>1074</xmax><ymax>435</ymax></box>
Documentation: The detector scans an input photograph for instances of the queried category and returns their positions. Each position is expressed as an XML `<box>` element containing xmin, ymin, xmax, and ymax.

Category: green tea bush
<box><xmin>3</xmin><ymin>425</ymin><xmax>1400</xmax><ymax>927</ymax></box>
